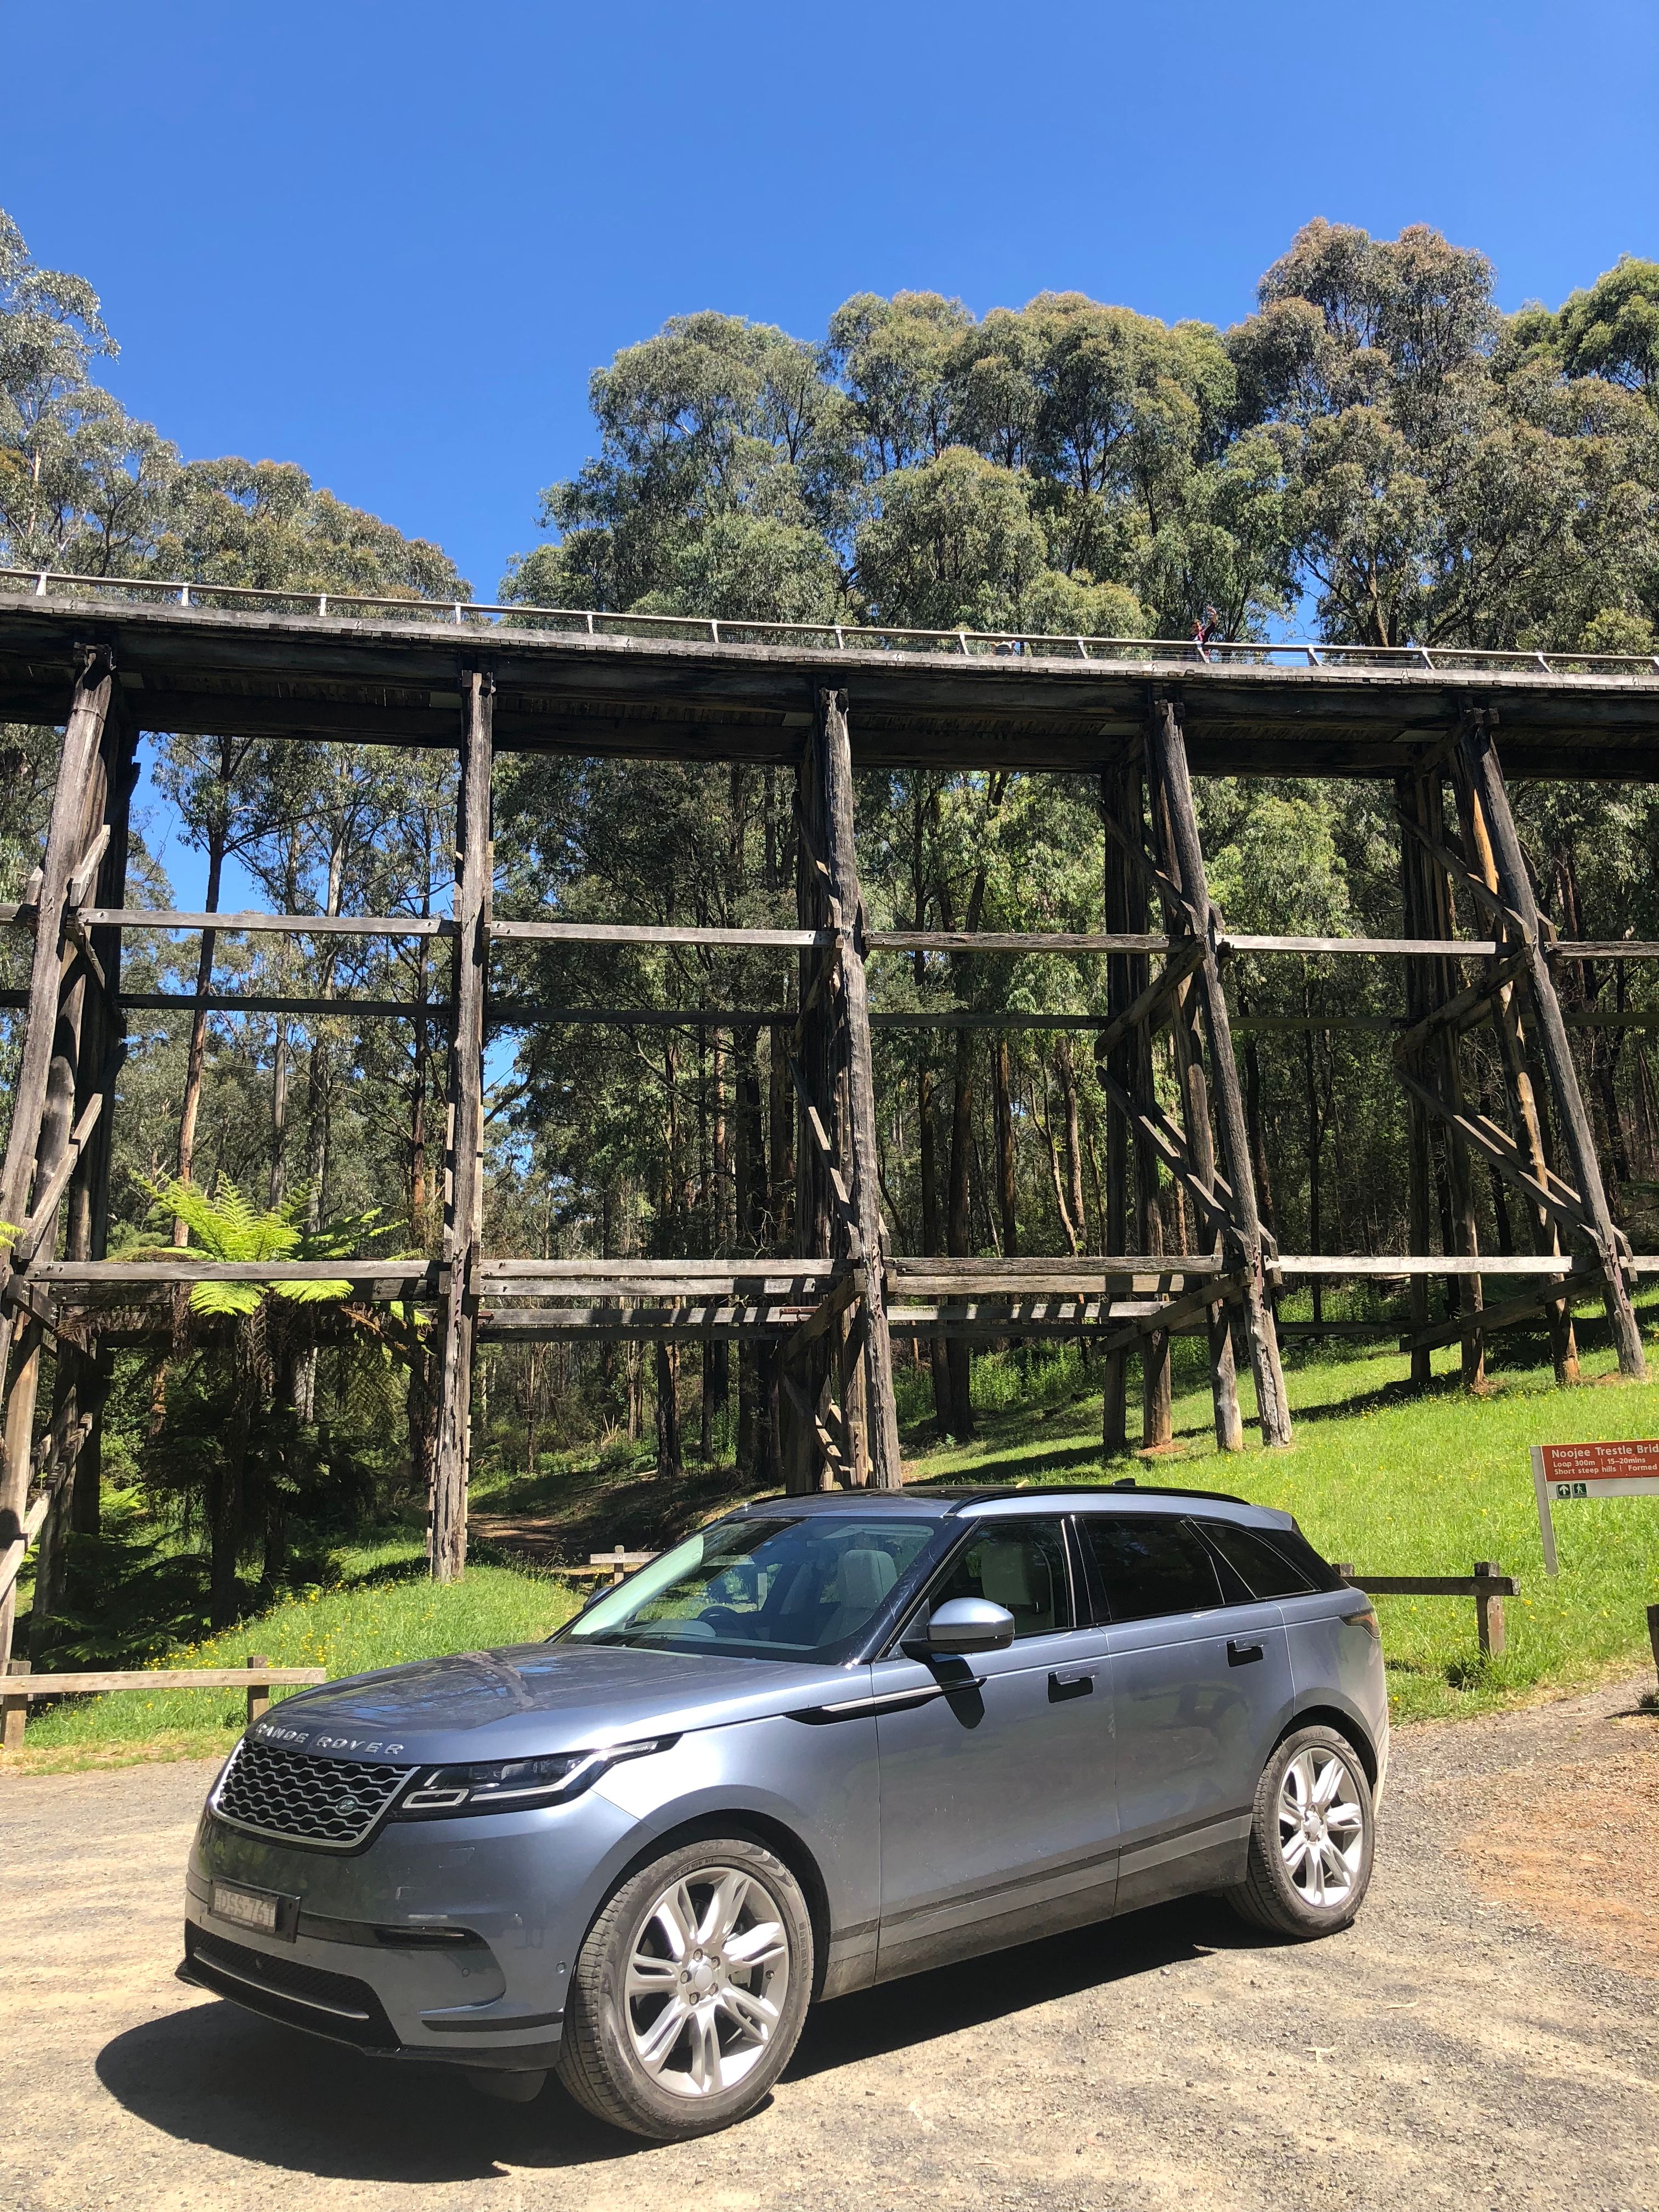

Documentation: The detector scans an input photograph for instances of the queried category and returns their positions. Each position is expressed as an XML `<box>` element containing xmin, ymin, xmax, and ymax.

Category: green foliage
<box><xmin>131</xmin><ymin>1176</ymin><xmax>379</xmax><ymax>1314</ymax></box>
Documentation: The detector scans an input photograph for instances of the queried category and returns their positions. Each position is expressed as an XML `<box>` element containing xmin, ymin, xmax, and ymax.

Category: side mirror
<box><xmin>905</xmin><ymin>1596</ymin><xmax>1016</xmax><ymax>1657</ymax></box>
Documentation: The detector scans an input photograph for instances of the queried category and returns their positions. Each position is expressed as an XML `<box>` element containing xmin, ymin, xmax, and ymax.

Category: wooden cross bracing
<box><xmin>1</xmin><ymin>590</ymin><xmax>1656</xmax><ymax>1657</ymax></box>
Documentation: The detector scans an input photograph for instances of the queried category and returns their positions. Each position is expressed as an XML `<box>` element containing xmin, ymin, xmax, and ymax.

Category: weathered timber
<box><xmin>37</xmin><ymin>1258</ymin><xmax>435</xmax><ymax>1284</ymax></box>
<box><xmin>10</xmin><ymin>1666</ymin><xmax>328</xmax><ymax>1696</ymax></box>
<box><xmin>1450</xmin><ymin>751</ymin><xmax>1578</xmax><ymax>1383</ymax></box>
<box><xmin>1457</xmin><ymin>708</ymin><xmax>1645</xmax><ymax>1378</ymax></box>
<box><xmin>432</xmin><ymin>672</ymin><xmax>492</xmax><ymax>1578</ymax></box>
<box><xmin>817</xmin><ymin>687</ymin><xmax>901</xmax><ymax>1487</ymax></box>
<box><xmin>0</xmin><ymin>648</ymin><xmax>115</xmax><ymax>1667</ymax></box>
<box><xmin>1147</xmin><ymin>698</ymin><xmax>1291</xmax><ymax>1445</ymax></box>
<box><xmin>1151</xmin><ymin>759</ymin><xmax>1243</xmax><ymax>1452</ymax></box>
<box><xmin>491</xmin><ymin>919</ymin><xmax>830</xmax><ymax>948</ymax></box>
<box><xmin>867</xmin><ymin>930</ymin><xmax>1169</xmax><ymax>953</ymax></box>
<box><xmin>119</xmin><ymin>992</ymin><xmax>452</xmax><ymax>1019</ymax></box>
<box><xmin>76</xmin><ymin>909</ymin><xmax>454</xmax><ymax>936</ymax></box>
<box><xmin>1402</xmin><ymin>1281</ymin><xmax>1578</xmax><ymax>1354</ymax></box>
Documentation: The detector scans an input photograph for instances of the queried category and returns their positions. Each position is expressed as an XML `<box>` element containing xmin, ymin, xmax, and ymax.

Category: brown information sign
<box><xmin>1530</xmin><ymin>1441</ymin><xmax>1659</xmax><ymax>1575</ymax></box>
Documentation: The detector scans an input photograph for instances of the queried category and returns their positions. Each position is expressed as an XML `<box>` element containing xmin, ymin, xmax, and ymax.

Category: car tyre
<box><xmin>1227</xmin><ymin>1723</ymin><xmax>1374</xmax><ymax>1939</ymax></box>
<box><xmin>556</xmin><ymin>1834</ymin><xmax>814</xmax><ymax>2141</ymax></box>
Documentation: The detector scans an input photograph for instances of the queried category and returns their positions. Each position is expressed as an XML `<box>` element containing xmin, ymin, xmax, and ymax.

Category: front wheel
<box><xmin>1227</xmin><ymin>1724</ymin><xmax>1374</xmax><ymax>1939</ymax></box>
<box><xmin>556</xmin><ymin>1836</ymin><xmax>814</xmax><ymax>2140</ymax></box>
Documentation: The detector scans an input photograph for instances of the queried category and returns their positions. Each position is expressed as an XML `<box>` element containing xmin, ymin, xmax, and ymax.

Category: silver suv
<box><xmin>182</xmin><ymin>1485</ymin><xmax>1386</xmax><ymax>2140</ymax></box>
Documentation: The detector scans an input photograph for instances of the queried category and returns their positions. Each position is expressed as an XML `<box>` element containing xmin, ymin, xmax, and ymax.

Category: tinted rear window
<box><xmin>1080</xmin><ymin>1515</ymin><xmax>1226</xmax><ymax>1622</ymax></box>
<box><xmin>1198</xmin><ymin>1520</ymin><xmax>1318</xmax><ymax>1599</ymax></box>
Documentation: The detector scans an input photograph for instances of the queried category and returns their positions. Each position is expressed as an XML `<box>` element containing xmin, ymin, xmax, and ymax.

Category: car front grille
<box><xmin>185</xmin><ymin>1924</ymin><xmax>400</xmax><ymax>2048</ymax></box>
<box><xmin>212</xmin><ymin>1739</ymin><xmax>417</xmax><ymax>1850</ymax></box>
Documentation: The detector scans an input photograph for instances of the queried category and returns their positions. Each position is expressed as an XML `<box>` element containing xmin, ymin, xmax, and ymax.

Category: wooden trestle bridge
<box><xmin>2</xmin><ymin>573</ymin><xmax>1659</xmax><ymax>1644</ymax></box>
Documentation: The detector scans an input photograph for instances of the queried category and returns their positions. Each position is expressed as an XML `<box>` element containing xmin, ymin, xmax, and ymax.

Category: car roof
<box><xmin>733</xmin><ymin>1482</ymin><xmax>1291</xmax><ymax>1528</ymax></box>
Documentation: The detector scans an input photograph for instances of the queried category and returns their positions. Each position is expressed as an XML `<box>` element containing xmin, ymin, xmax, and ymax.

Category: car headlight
<box><xmin>392</xmin><ymin>1737</ymin><xmax>675</xmax><ymax>1819</ymax></box>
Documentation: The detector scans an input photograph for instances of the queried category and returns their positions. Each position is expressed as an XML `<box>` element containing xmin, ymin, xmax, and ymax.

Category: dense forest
<box><xmin>4</xmin><ymin>207</ymin><xmax>1658</xmax><ymax>1645</ymax></box>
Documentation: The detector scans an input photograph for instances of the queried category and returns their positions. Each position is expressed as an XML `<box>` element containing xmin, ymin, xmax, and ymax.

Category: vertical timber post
<box><xmin>1147</xmin><ymin>697</ymin><xmax>1292</xmax><ymax>1447</ymax></box>
<box><xmin>1099</xmin><ymin>766</ymin><xmax>1132</xmax><ymax>1457</ymax></box>
<box><xmin>0</xmin><ymin>647</ymin><xmax>116</xmax><ymax>1668</ymax></box>
<box><xmin>1457</xmin><ymin>709</ymin><xmax>1645</xmax><ymax>1379</ymax></box>
<box><xmin>1396</xmin><ymin>774</ymin><xmax>1436</xmax><ymax>1388</ymax></box>
<box><xmin>431</xmin><ymin>669</ymin><xmax>493</xmax><ymax>1578</ymax></box>
<box><xmin>1450</xmin><ymin>753</ymin><xmax>1578</xmax><ymax>1385</ymax></box>
<box><xmin>817</xmin><ymin>687</ymin><xmax>902</xmax><ymax>1487</ymax></box>
<box><xmin>784</xmin><ymin>712</ymin><xmax>836</xmax><ymax>1493</ymax></box>
<box><xmin>1149</xmin><ymin>771</ymin><xmax>1242</xmax><ymax>1451</ymax></box>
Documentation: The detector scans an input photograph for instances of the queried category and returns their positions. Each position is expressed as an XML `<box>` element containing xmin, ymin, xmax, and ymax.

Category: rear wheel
<box><xmin>1228</xmin><ymin>1724</ymin><xmax>1374</xmax><ymax>1938</ymax></box>
<box><xmin>556</xmin><ymin>1835</ymin><xmax>813</xmax><ymax>2140</ymax></box>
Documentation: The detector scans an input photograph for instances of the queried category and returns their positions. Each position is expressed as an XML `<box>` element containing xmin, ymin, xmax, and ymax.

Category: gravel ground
<box><xmin>3</xmin><ymin>1682</ymin><xmax>1656</xmax><ymax>2212</ymax></box>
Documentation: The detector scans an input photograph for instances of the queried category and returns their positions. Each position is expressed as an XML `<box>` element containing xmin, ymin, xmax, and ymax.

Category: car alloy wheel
<box><xmin>623</xmin><ymin>1862</ymin><xmax>791</xmax><ymax>2098</ymax></box>
<box><xmin>1276</xmin><ymin>1743</ymin><xmax>1365</xmax><ymax>1908</ymax></box>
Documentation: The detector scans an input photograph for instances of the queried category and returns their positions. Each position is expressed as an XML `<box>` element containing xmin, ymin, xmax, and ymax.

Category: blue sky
<box><xmin>7</xmin><ymin>0</ymin><xmax>1657</xmax><ymax>914</ymax></box>
<box><xmin>7</xmin><ymin>0</ymin><xmax>1657</xmax><ymax>607</ymax></box>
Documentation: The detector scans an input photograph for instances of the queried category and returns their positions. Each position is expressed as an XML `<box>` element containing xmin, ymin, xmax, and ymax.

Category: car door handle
<box><xmin>1227</xmin><ymin>1640</ymin><xmax>1263</xmax><ymax>1667</ymax></box>
<box><xmin>1048</xmin><ymin>1669</ymin><xmax>1096</xmax><ymax>1701</ymax></box>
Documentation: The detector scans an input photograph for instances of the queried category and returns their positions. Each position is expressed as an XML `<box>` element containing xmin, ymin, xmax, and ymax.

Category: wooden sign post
<box><xmin>1530</xmin><ymin>1440</ymin><xmax>1659</xmax><ymax>1576</ymax></box>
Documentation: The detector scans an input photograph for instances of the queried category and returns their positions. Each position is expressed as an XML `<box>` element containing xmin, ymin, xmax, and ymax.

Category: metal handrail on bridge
<box><xmin>4</xmin><ymin>566</ymin><xmax>1658</xmax><ymax>679</ymax></box>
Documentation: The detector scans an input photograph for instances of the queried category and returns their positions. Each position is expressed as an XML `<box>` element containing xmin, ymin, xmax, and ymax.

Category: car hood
<box><xmin>246</xmin><ymin>1639</ymin><xmax>862</xmax><ymax>1765</ymax></box>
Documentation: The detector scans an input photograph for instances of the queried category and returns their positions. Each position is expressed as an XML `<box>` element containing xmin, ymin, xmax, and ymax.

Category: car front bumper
<box><xmin>184</xmin><ymin>1782</ymin><xmax>645</xmax><ymax>2069</ymax></box>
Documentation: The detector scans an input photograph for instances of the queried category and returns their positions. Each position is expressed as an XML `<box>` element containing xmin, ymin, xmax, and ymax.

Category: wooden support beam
<box><xmin>431</xmin><ymin>670</ymin><xmax>493</xmax><ymax>1579</ymax></box>
<box><xmin>1396</xmin><ymin>1066</ymin><xmax>1593</xmax><ymax>1242</ymax></box>
<box><xmin>1449</xmin><ymin>751</ymin><xmax>1578</xmax><ymax>1384</ymax></box>
<box><xmin>490</xmin><ymin>918</ymin><xmax>830</xmax><ymax>949</ymax></box>
<box><xmin>1099</xmin><ymin>766</ymin><xmax>1134</xmax><ymax>1455</ymax></box>
<box><xmin>1146</xmin><ymin>697</ymin><xmax>1292</xmax><ymax>1446</ymax></box>
<box><xmin>1457</xmin><ymin>708</ymin><xmax>1645</xmax><ymax>1378</ymax></box>
<box><xmin>76</xmin><ymin>909</ymin><xmax>455</xmax><ymax>938</ymax></box>
<box><xmin>1090</xmin><ymin>1272</ymin><xmax>1246</xmax><ymax>1359</ymax></box>
<box><xmin>785</xmin><ymin>1267</ymin><xmax>866</xmax><ymax>1355</ymax></box>
<box><xmin>867</xmin><ymin>930</ymin><xmax>1170</xmax><ymax>954</ymax></box>
<box><xmin>1402</xmin><ymin>1280</ymin><xmax>1579</xmax><ymax>1353</ymax></box>
<box><xmin>816</xmin><ymin>686</ymin><xmax>900</xmax><ymax>1487</ymax></box>
<box><xmin>0</xmin><ymin>646</ymin><xmax>115</xmax><ymax>1668</ymax></box>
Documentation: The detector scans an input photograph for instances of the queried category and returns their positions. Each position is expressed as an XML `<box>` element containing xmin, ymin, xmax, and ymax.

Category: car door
<box><xmin>1079</xmin><ymin>1512</ymin><xmax>1292</xmax><ymax>1914</ymax></box>
<box><xmin>870</xmin><ymin>1514</ymin><xmax>1117</xmax><ymax>1983</ymax></box>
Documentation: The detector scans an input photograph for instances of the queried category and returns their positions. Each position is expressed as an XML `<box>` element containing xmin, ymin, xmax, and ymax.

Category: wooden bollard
<box><xmin>1646</xmin><ymin>1603</ymin><xmax>1659</xmax><ymax>1689</ymax></box>
<box><xmin>1474</xmin><ymin>1563</ymin><xmax>1505</xmax><ymax>1659</ymax></box>
<box><xmin>246</xmin><ymin>1653</ymin><xmax>271</xmax><ymax>1727</ymax></box>
<box><xmin>2</xmin><ymin>1660</ymin><xmax>30</xmax><ymax>1753</ymax></box>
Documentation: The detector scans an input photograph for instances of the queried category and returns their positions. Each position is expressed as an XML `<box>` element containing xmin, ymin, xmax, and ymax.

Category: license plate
<box><xmin>211</xmin><ymin>1880</ymin><xmax>292</xmax><ymax>1937</ymax></box>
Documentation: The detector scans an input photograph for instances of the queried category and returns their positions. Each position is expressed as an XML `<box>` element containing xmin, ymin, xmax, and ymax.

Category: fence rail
<box><xmin>5</xmin><ymin>566</ymin><xmax>1659</xmax><ymax>678</ymax></box>
<box><xmin>0</xmin><ymin>1653</ymin><xmax>328</xmax><ymax>1751</ymax></box>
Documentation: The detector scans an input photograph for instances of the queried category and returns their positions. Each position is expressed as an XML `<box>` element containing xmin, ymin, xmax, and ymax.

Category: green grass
<box><xmin>14</xmin><ymin>1306</ymin><xmax>1659</xmax><ymax>1769</ymax></box>
<box><xmin>12</xmin><ymin>1537</ymin><xmax>582</xmax><ymax>1772</ymax></box>
<box><xmin>901</xmin><ymin>1318</ymin><xmax>1659</xmax><ymax>1721</ymax></box>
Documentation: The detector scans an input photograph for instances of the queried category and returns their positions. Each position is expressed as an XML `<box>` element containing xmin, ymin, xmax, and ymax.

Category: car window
<box><xmin>562</xmin><ymin>1515</ymin><xmax>938</xmax><ymax>1660</ymax></box>
<box><xmin>1198</xmin><ymin>1520</ymin><xmax>1318</xmax><ymax>1599</ymax></box>
<box><xmin>928</xmin><ymin>1519</ymin><xmax>1073</xmax><ymax>1638</ymax></box>
<box><xmin>1080</xmin><ymin>1514</ymin><xmax>1227</xmax><ymax>1622</ymax></box>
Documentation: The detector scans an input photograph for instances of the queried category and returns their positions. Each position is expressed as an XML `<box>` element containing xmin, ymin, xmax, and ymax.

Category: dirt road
<box><xmin>3</xmin><ymin>1682</ymin><xmax>1656</xmax><ymax>2212</ymax></box>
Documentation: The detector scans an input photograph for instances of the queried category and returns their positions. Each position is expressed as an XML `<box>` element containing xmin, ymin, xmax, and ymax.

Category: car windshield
<box><xmin>560</xmin><ymin>1515</ymin><xmax>939</xmax><ymax>1661</ymax></box>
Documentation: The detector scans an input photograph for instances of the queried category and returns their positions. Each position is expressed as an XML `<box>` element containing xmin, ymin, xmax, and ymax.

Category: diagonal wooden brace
<box><xmin>1397</xmin><ymin>1066</ymin><xmax>1596</xmax><ymax>1243</ymax></box>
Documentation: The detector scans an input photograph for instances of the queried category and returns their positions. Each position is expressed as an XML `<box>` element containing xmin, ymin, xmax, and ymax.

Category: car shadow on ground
<box><xmin>96</xmin><ymin>1896</ymin><xmax>1265</xmax><ymax>2180</ymax></box>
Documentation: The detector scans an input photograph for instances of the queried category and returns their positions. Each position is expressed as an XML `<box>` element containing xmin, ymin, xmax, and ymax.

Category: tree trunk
<box><xmin>173</xmin><ymin>820</ymin><xmax>225</xmax><ymax>1237</ymax></box>
<box><xmin>994</xmin><ymin>1034</ymin><xmax>1018</xmax><ymax>1259</ymax></box>
<box><xmin>1058</xmin><ymin>1039</ymin><xmax>1086</xmax><ymax>1249</ymax></box>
